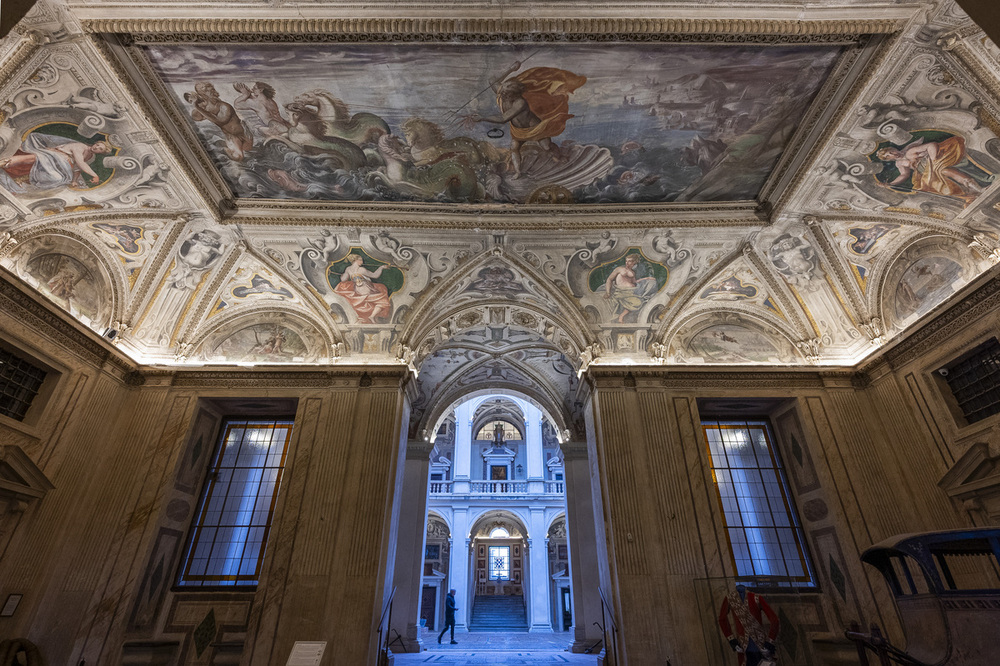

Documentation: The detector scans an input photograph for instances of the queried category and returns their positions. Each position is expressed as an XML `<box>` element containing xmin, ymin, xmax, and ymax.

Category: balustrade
<box><xmin>427</xmin><ymin>480</ymin><xmax>564</xmax><ymax>495</ymax></box>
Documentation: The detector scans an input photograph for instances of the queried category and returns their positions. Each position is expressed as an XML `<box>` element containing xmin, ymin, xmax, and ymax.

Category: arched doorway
<box><xmin>387</xmin><ymin>255</ymin><xmax>606</xmax><ymax>658</ymax></box>
<box><xmin>468</xmin><ymin>510</ymin><xmax>530</xmax><ymax>631</ymax></box>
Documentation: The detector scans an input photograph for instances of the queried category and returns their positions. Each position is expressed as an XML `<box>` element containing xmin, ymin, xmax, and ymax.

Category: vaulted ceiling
<box><xmin>1</xmin><ymin>0</ymin><xmax>999</xmax><ymax>429</ymax></box>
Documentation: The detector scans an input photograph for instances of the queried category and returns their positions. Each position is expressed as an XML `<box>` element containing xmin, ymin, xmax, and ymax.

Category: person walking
<box><xmin>437</xmin><ymin>589</ymin><xmax>458</xmax><ymax>644</ymax></box>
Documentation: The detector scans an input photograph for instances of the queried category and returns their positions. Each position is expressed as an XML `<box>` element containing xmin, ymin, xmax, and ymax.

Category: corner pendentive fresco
<box><xmin>143</xmin><ymin>42</ymin><xmax>846</xmax><ymax>205</ymax></box>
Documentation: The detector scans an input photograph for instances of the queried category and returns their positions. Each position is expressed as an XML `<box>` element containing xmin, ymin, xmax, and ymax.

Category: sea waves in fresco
<box><xmin>145</xmin><ymin>43</ymin><xmax>845</xmax><ymax>205</ymax></box>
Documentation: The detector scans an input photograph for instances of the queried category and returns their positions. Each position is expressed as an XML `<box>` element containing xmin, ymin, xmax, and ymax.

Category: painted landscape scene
<box><xmin>144</xmin><ymin>43</ymin><xmax>846</xmax><ymax>205</ymax></box>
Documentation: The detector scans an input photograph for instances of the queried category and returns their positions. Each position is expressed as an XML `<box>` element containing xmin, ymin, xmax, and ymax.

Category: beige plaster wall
<box><xmin>0</xmin><ymin>274</ymin><xmax>411</xmax><ymax>665</ymax></box>
<box><xmin>585</xmin><ymin>362</ymin><xmax>981</xmax><ymax>666</ymax></box>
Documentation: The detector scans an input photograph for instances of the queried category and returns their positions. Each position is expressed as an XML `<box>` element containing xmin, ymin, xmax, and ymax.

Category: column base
<box><xmin>388</xmin><ymin>637</ymin><xmax>424</xmax><ymax>654</ymax></box>
<box><xmin>529</xmin><ymin>624</ymin><xmax>554</xmax><ymax>633</ymax></box>
<box><xmin>571</xmin><ymin>638</ymin><xmax>604</xmax><ymax>653</ymax></box>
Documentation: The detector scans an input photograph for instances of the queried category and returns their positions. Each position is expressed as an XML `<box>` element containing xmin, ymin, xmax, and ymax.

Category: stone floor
<box><xmin>390</xmin><ymin>630</ymin><xmax>601</xmax><ymax>665</ymax></box>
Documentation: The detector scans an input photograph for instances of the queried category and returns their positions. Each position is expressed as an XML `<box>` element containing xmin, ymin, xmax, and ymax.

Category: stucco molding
<box><xmin>86</xmin><ymin>34</ymin><xmax>228</xmax><ymax>218</ymax></box>
<box><xmin>84</xmin><ymin>18</ymin><xmax>901</xmax><ymax>40</ymax></box>
<box><xmin>161</xmin><ymin>366</ymin><xmax>408</xmax><ymax>388</ymax></box>
<box><xmin>770</xmin><ymin>31</ymin><xmax>900</xmax><ymax>218</ymax></box>
<box><xmin>227</xmin><ymin>208</ymin><xmax>764</xmax><ymax>230</ymax></box>
<box><xmin>585</xmin><ymin>367</ymin><xmax>835</xmax><ymax>389</ymax></box>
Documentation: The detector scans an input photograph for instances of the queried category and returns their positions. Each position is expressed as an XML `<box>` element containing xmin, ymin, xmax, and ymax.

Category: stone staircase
<box><xmin>470</xmin><ymin>594</ymin><xmax>528</xmax><ymax>631</ymax></box>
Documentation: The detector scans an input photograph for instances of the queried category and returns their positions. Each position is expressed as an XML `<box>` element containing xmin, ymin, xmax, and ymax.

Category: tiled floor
<box><xmin>390</xmin><ymin>630</ymin><xmax>601</xmax><ymax>665</ymax></box>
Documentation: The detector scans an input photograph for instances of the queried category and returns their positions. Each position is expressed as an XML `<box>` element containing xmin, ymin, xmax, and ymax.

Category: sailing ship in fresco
<box><xmin>148</xmin><ymin>43</ymin><xmax>846</xmax><ymax>205</ymax></box>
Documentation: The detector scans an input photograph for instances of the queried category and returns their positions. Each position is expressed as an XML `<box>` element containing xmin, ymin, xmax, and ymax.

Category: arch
<box><xmin>468</xmin><ymin>508</ymin><xmax>530</xmax><ymax>540</ymax></box>
<box><xmin>189</xmin><ymin>305</ymin><xmax>333</xmax><ymax>363</ymax></box>
<box><xmin>3</xmin><ymin>230</ymin><xmax>122</xmax><ymax>332</ymax></box>
<box><xmin>653</xmin><ymin>241</ymin><xmax>747</xmax><ymax>343</ymax></box>
<box><xmin>546</xmin><ymin>511</ymin><xmax>567</xmax><ymax>538</ymax></box>
<box><xmin>425</xmin><ymin>388</ymin><xmax>568</xmax><ymax>446</ymax></box>
<box><xmin>876</xmin><ymin>234</ymin><xmax>978</xmax><ymax>332</ymax></box>
<box><xmin>426</xmin><ymin>510</ymin><xmax>452</xmax><ymax>538</ymax></box>
<box><xmin>400</xmin><ymin>248</ymin><xmax>594</xmax><ymax>356</ymax></box>
<box><xmin>667</xmin><ymin>308</ymin><xmax>803</xmax><ymax>364</ymax></box>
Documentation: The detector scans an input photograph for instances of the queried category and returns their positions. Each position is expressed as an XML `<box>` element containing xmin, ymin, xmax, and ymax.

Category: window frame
<box><xmin>935</xmin><ymin>337</ymin><xmax>1000</xmax><ymax>428</ymax></box>
<box><xmin>0</xmin><ymin>338</ymin><xmax>62</xmax><ymax>432</ymax></box>
<box><xmin>177</xmin><ymin>417</ymin><xmax>294</xmax><ymax>589</ymax></box>
<box><xmin>702</xmin><ymin>417</ymin><xmax>816</xmax><ymax>588</ymax></box>
<box><xmin>488</xmin><ymin>545</ymin><xmax>511</xmax><ymax>581</ymax></box>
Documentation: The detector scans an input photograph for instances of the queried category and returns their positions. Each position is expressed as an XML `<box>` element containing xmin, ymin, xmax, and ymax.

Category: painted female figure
<box><xmin>334</xmin><ymin>253</ymin><xmax>392</xmax><ymax>323</ymax></box>
<box><xmin>876</xmin><ymin>135</ymin><xmax>992</xmax><ymax>206</ymax></box>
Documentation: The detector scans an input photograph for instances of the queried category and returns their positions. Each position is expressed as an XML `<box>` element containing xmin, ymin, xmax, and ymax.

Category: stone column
<box><xmin>525</xmin><ymin>404</ymin><xmax>545</xmax><ymax>494</ymax></box>
<box><xmin>453</xmin><ymin>402</ymin><xmax>473</xmax><ymax>493</ymax></box>
<box><xmin>389</xmin><ymin>440</ymin><xmax>433</xmax><ymax>653</ymax></box>
<box><xmin>449</xmin><ymin>507</ymin><xmax>471</xmax><ymax>631</ymax></box>
<box><xmin>527</xmin><ymin>506</ymin><xmax>553</xmax><ymax>631</ymax></box>
<box><xmin>563</xmin><ymin>441</ymin><xmax>604</xmax><ymax>652</ymax></box>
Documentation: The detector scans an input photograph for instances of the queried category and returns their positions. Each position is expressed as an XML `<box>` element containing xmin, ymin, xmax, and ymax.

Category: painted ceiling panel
<box><xmin>2</xmin><ymin>0</ymin><xmax>1000</xmax><ymax>430</ymax></box>
<box><xmin>142</xmin><ymin>42</ymin><xmax>845</xmax><ymax>205</ymax></box>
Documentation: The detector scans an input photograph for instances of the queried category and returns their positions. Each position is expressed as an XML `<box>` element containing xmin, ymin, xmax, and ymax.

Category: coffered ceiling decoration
<box><xmin>1</xmin><ymin>0</ymin><xmax>1000</xmax><ymax>428</ymax></box>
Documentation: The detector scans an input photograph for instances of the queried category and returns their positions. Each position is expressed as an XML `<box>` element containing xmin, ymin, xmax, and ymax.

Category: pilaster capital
<box><xmin>406</xmin><ymin>439</ymin><xmax>435</xmax><ymax>459</ymax></box>
<box><xmin>561</xmin><ymin>441</ymin><xmax>588</xmax><ymax>461</ymax></box>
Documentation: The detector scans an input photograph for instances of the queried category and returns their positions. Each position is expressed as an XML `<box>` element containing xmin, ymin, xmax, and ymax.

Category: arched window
<box><xmin>475</xmin><ymin>420</ymin><xmax>521</xmax><ymax>441</ymax></box>
<box><xmin>489</xmin><ymin>527</ymin><xmax>510</xmax><ymax>538</ymax></box>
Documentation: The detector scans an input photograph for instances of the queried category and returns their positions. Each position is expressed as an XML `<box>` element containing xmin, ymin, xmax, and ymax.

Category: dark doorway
<box><xmin>420</xmin><ymin>586</ymin><xmax>437</xmax><ymax>630</ymax></box>
<box><xmin>561</xmin><ymin>588</ymin><xmax>572</xmax><ymax>631</ymax></box>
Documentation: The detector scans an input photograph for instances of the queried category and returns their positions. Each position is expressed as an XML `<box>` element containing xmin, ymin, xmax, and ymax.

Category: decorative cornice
<box><xmin>228</xmin><ymin>205</ymin><xmax>764</xmax><ymax>228</ymax></box>
<box><xmin>949</xmin><ymin>43</ymin><xmax>1000</xmax><ymax>118</ymax></box>
<box><xmin>162</xmin><ymin>366</ymin><xmax>409</xmax><ymax>388</ymax></box>
<box><xmin>757</xmin><ymin>33</ymin><xmax>881</xmax><ymax>206</ymax></box>
<box><xmin>0</xmin><ymin>33</ymin><xmax>42</xmax><ymax>95</ymax></box>
<box><xmin>84</xmin><ymin>17</ymin><xmax>901</xmax><ymax>40</ymax></box>
<box><xmin>0</xmin><ymin>268</ymin><xmax>138</xmax><ymax>376</ymax></box>
<box><xmin>586</xmin><ymin>366</ymin><xmax>834</xmax><ymax>389</ymax></box>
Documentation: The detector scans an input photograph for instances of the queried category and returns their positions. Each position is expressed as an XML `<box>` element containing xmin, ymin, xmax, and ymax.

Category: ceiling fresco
<box><xmin>142</xmin><ymin>42</ymin><xmax>845</xmax><ymax>205</ymax></box>
<box><xmin>1</xmin><ymin>0</ymin><xmax>1000</xmax><ymax>431</ymax></box>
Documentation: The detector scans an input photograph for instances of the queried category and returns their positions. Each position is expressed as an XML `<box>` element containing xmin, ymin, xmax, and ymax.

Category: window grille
<box><xmin>0</xmin><ymin>347</ymin><xmax>47</xmax><ymax>421</ymax></box>
<box><xmin>703</xmin><ymin>419</ymin><xmax>814</xmax><ymax>587</ymax></box>
<box><xmin>179</xmin><ymin>419</ymin><xmax>294</xmax><ymax>587</ymax></box>
<box><xmin>942</xmin><ymin>338</ymin><xmax>1000</xmax><ymax>425</ymax></box>
<box><xmin>489</xmin><ymin>545</ymin><xmax>510</xmax><ymax>580</ymax></box>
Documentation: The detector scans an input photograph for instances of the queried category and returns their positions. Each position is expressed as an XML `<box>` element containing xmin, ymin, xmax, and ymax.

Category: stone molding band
<box><xmin>84</xmin><ymin>17</ymin><xmax>902</xmax><ymax>40</ymax></box>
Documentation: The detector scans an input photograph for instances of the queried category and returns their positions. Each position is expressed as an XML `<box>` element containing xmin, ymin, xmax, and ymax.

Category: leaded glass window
<box><xmin>703</xmin><ymin>419</ymin><xmax>814</xmax><ymax>587</ymax></box>
<box><xmin>489</xmin><ymin>545</ymin><xmax>510</xmax><ymax>580</ymax></box>
<box><xmin>179</xmin><ymin>419</ymin><xmax>294</xmax><ymax>587</ymax></box>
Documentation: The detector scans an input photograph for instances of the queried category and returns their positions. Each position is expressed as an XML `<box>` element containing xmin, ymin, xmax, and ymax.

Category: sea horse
<box><xmin>292</xmin><ymin>90</ymin><xmax>390</xmax><ymax>146</ymax></box>
<box><xmin>369</xmin><ymin>134</ymin><xmax>482</xmax><ymax>202</ymax></box>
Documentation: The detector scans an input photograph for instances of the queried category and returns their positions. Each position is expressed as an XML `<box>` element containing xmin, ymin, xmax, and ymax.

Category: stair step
<box><xmin>470</xmin><ymin>594</ymin><xmax>527</xmax><ymax>631</ymax></box>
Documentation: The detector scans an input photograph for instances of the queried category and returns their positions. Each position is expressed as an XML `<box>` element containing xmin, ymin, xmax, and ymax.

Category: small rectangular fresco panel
<box><xmin>143</xmin><ymin>42</ymin><xmax>846</xmax><ymax>205</ymax></box>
